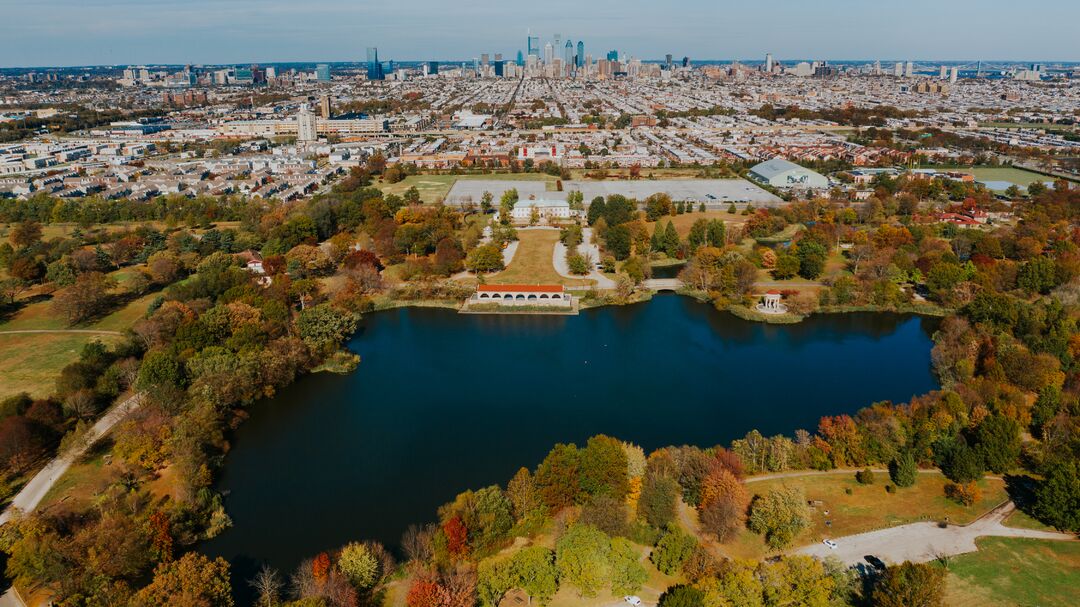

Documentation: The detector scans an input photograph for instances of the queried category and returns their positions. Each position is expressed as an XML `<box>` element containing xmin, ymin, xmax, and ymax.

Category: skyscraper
<box><xmin>297</xmin><ymin>103</ymin><xmax>317</xmax><ymax>143</ymax></box>
<box><xmin>564</xmin><ymin>40</ymin><xmax>574</xmax><ymax>66</ymax></box>
<box><xmin>366</xmin><ymin>47</ymin><xmax>384</xmax><ymax>81</ymax></box>
<box><xmin>527</xmin><ymin>34</ymin><xmax>540</xmax><ymax>58</ymax></box>
<box><xmin>576</xmin><ymin>41</ymin><xmax>584</xmax><ymax>67</ymax></box>
<box><xmin>607</xmin><ymin>50</ymin><xmax>618</xmax><ymax>62</ymax></box>
<box><xmin>517</xmin><ymin>50</ymin><xmax>524</xmax><ymax>66</ymax></box>
<box><xmin>544</xmin><ymin>43</ymin><xmax>554</xmax><ymax>64</ymax></box>
<box><xmin>765</xmin><ymin>53</ymin><xmax>774</xmax><ymax>73</ymax></box>
<box><xmin>904</xmin><ymin>61</ymin><xmax>914</xmax><ymax>78</ymax></box>
<box><xmin>315</xmin><ymin>63</ymin><xmax>331</xmax><ymax>82</ymax></box>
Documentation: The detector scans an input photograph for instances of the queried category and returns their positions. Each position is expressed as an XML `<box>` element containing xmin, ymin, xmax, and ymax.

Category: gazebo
<box><xmin>756</xmin><ymin>290</ymin><xmax>788</xmax><ymax>315</ymax></box>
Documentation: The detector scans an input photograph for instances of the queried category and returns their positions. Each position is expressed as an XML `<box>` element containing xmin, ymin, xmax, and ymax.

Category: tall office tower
<box><xmin>297</xmin><ymin>104</ymin><xmax>317</xmax><ymax>143</ymax></box>
<box><xmin>495</xmin><ymin>53</ymin><xmax>502</xmax><ymax>62</ymax></box>
<box><xmin>873</xmin><ymin>60</ymin><xmax>881</xmax><ymax>75</ymax></box>
<box><xmin>494</xmin><ymin>61</ymin><xmax>504</xmax><ymax>77</ymax></box>
<box><xmin>316</xmin><ymin>63</ymin><xmax>331</xmax><ymax>82</ymax></box>
<box><xmin>564</xmin><ymin>40</ymin><xmax>574</xmax><ymax>66</ymax></box>
<box><xmin>516</xmin><ymin>50</ymin><xmax>524</xmax><ymax>66</ymax></box>
<box><xmin>665</xmin><ymin>54</ymin><xmax>673</xmax><ymax>69</ymax></box>
<box><xmin>577</xmin><ymin>41</ymin><xmax>584</xmax><ymax>67</ymax></box>
<box><xmin>894</xmin><ymin>62</ymin><xmax>904</xmax><ymax>77</ymax></box>
<box><xmin>428</xmin><ymin>61</ymin><xmax>439</xmax><ymax>75</ymax></box>
<box><xmin>939</xmin><ymin>65</ymin><xmax>948</xmax><ymax>79</ymax></box>
<box><xmin>544</xmin><ymin>43</ymin><xmax>554</xmax><ymax>64</ymax></box>
<box><xmin>265</xmin><ymin>66</ymin><xmax>277</xmax><ymax>79</ymax></box>
<box><xmin>319</xmin><ymin>94</ymin><xmax>331</xmax><ymax>119</ymax></box>
<box><xmin>607</xmin><ymin>50</ymin><xmax>618</xmax><ymax>62</ymax></box>
<box><xmin>682</xmin><ymin>56</ymin><xmax>690</xmax><ymax>68</ymax></box>
<box><xmin>481</xmin><ymin>53</ymin><xmax>489</xmax><ymax>66</ymax></box>
<box><xmin>765</xmin><ymin>53</ymin><xmax>774</xmax><ymax>73</ymax></box>
<box><xmin>950</xmin><ymin>66</ymin><xmax>959</xmax><ymax>83</ymax></box>
<box><xmin>528</xmin><ymin>35</ymin><xmax>540</xmax><ymax>58</ymax></box>
<box><xmin>366</xmin><ymin>47</ymin><xmax>384</xmax><ymax>80</ymax></box>
<box><xmin>905</xmin><ymin>61</ymin><xmax>914</xmax><ymax>77</ymax></box>
<box><xmin>554</xmin><ymin>33</ymin><xmax>562</xmax><ymax>51</ymax></box>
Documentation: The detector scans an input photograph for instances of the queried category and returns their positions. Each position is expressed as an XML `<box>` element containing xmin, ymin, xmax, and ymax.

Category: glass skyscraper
<box><xmin>527</xmin><ymin>36</ymin><xmax>540</xmax><ymax>58</ymax></box>
<box><xmin>315</xmin><ymin>64</ymin><xmax>331</xmax><ymax>82</ymax></box>
<box><xmin>366</xmin><ymin>47</ymin><xmax>384</xmax><ymax>81</ymax></box>
<box><xmin>577</xmin><ymin>41</ymin><xmax>584</xmax><ymax>67</ymax></box>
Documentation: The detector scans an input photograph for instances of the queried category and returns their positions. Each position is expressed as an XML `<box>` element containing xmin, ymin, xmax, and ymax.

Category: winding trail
<box><xmin>0</xmin><ymin>393</ymin><xmax>143</xmax><ymax>526</ymax></box>
<box><xmin>552</xmin><ymin>227</ymin><xmax>616</xmax><ymax>289</ymax></box>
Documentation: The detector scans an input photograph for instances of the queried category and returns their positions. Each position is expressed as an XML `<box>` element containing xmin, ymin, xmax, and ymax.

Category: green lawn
<box><xmin>966</xmin><ymin>167</ymin><xmax>1055</xmax><ymax>188</ymax></box>
<box><xmin>944</xmin><ymin>537</ymin><xmax>1080</xmax><ymax>607</ymax></box>
<box><xmin>720</xmin><ymin>472</ymin><xmax>1007</xmax><ymax>560</ymax></box>
<box><xmin>0</xmin><ymin>285</ymin><xmax>157</xmax><ymax>400</ymax></box>
<box><xmin>488</xmin><ymin>230</ymin><xmax>593</xmax><ymax>287</ymax></box>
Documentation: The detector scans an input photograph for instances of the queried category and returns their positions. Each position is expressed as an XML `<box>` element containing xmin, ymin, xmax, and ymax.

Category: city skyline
<box><xmin>2</xmin><ymin>0</ymin><xmax>1079</xmax><ymax>68</ymax></box>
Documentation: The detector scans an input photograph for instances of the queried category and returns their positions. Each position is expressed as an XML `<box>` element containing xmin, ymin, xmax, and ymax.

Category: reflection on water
<box><xmin>204</xmin><ymin>296</ymin><xmax>939</xmax><ymax>589</ymax></box>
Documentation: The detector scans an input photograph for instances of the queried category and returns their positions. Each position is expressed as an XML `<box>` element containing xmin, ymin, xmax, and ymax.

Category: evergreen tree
<box><xmin>889</xmin><ymin>451</ymin><xmax>917</xmax><ymax>488</ymax></box>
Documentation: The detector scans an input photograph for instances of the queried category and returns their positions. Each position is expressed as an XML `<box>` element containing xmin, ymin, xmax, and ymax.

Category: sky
<box><xmin>1</xmin><ymin>0</ymin><xmax>1078</xmax><ymax>68</ymax></box>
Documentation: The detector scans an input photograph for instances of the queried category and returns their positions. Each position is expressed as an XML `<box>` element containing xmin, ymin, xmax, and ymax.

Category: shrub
<box><xmin>855</xmin><ymin>469</ymin><xmax>875</xmax><ymax>485</ymax></box>
<box><xmin>844</xmin><ymin>487</ymin><xmax>853</xmax><ymax>495</ymax></box>
<box><xmin>885</xmin><ymin>484</ymin><xmax>896</xmax><ymax>494</ymax></box>
<box><xmin>944</xmin><ymin>482</ymin><xmax>982</xmax><ymax>506</ymax></box>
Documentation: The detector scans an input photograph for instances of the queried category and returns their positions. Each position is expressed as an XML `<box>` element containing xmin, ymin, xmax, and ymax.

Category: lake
<box><xmin>203</xmin><ymin>295</ymin><xmax>940</xmax><ymax>581</ymax></box>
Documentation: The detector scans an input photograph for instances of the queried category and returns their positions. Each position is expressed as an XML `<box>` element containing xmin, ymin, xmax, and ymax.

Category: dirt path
<box><xmin>797</xmin><ymin>501</ymin><xmax>1076</xmax><ymax>566</ymax></box>
<box><xmin>0</xmin><ymin>393</ymin><xmax>143</xmax><ymax>526</ymax></box>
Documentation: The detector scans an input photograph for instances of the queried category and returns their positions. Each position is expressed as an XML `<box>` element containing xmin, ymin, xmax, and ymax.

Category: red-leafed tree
<box><xmin>312</xmin><ymin>551</ymin><xmax>332</xmax><ymax>586</ymax></box>
<box><xmin>148</xmin><ymin>511</ymin><xmax>174</xmax><ymax>562</ymax></box>
<box><xmin>443</xmin><ymin>516</ymin><xmax>469</xmax><ymax>558</ymax></box>
<box><xmin>406</xmin><ymin>576</ymin><xmax>447</xmax><ymax>607</ymax></box>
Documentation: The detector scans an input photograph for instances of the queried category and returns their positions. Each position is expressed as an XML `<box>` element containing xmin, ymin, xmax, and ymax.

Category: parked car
<box><xmin>624</xmin><ymin>597</ymin><xmax>642</xmax><ymax>606</ymax></box>
<box><xmin>823</xmin><ymin>539</ymin><xmax>838</xmax><ymax>550</ymax></box>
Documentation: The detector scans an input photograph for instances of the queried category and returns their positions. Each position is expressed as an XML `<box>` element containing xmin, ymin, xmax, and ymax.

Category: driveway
<box><xmin>797</xmin><ymin>501</ymin><xmax>1076</xmax><ymax>566</ymax></box>
<box><xmin>0</xmin><ymin>393</ymin><xmax>143</xmax><ymax>526</ymax></box>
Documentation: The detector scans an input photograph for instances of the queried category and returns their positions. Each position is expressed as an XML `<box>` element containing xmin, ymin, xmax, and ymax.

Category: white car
<box><xmin>823</xmin><ymin>539</ymin><xmax>838</xmax><ymax>550</ymax></box>
<box><xmin>624</xmin><ymin>597</ymin><xmax>642</xmax><ymax>606</ymax></box>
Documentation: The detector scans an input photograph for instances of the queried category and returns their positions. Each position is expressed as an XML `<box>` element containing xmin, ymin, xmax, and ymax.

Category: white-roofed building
<box><xmin>748</xmin><ymin>157</ymin><xmax>829</xmax><ymax>190</ymax></box>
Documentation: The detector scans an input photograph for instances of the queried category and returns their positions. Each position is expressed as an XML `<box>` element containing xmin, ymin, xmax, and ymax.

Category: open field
<box><xmin>964</xmin><ymin>167</ymin><xmax>1055</xmax><ymax>188</ymax></box>
<box><xmin>488</xmin><ymin>230</ymin><xmax>593</xmax><ymax>287</ymax></box>
<box><xmin>643</xmin><ymin>210</ymin><xmax>750</xmax><ymax>238</ymax></box>
<box><xmin>0</xmin><ymin>221</ymin><xmax>242</xmax><ymax>241</ymax></box>
<box><xmin>719</xmin><ymin>472</ymin><xmax>1007</xmax><ymax>561</ymax></box>
<box><xmin>0</xmin><ymin>282</ymin><xmax>156</xmax><ymax>399</ymax></box>
<box><xmin>943</xmin><ymin>537</ymin><xmax>1080</xmax><ymax>607</ymax></box>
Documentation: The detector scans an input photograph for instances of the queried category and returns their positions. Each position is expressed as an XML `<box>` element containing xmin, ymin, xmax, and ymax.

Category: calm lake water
<box><xmin>203</xmin><ymin>295</ymin><xmax>939</xmax><ymax>582</ymax></box>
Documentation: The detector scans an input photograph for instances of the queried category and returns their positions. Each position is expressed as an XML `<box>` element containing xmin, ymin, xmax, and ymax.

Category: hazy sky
<box><xmin>2</xmin><ymin>0</ymin><xmax>1078</xmax><ymax>67</ymax></box>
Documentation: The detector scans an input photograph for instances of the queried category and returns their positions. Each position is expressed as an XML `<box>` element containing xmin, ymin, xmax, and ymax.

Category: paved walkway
<box><xmin>552</xmin><ymin>227</ymin><xmax>616</xmax><ymax>289</ymax></box>
<box><xmin>0</xmin><ymin>393</ymin><xmax>143</xmax><ymax>526</ymax></box>
<box><xmin>798</xmin><ymin>501</ymin><xmax>1076</xmax><ymax>566</ymax></box>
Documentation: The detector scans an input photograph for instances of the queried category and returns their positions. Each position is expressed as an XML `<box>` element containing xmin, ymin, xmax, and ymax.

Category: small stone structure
<box><xmin>756</xmin><ymin>290</ymin><xmax>788</xmax><ymax>315</ymax></box>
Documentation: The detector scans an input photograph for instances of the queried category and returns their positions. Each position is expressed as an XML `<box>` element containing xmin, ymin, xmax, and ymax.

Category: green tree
<box><xmin>796</xmin><ymin>241</ymin><xmax>828</xmax><ymax>280</ymax></box>
<box><xmin>297</xmin><ymin>304</ymin><xmax>359</xmax><ymax>354</ymax></box>
<box><xmin>506</xmin><ymin>467</ymin><xmax>542</xmax><ymax>522</ymax></box>
<box><xmin>644</xmin><ymin>193</ymin><xmax>674</xmax><ymax>221</ymax></box>
<box><xmin>466</xmin><ymin>243</ymin><xmax>505</xmax><ymax>273</ymax></box>
<box><xmin>975</xmin><ymin>415</ymin><xmax>1021</xmax><ymax>475</ymax></box>
<box><xmin>773</xmin><ymin>253</ymin><xmax>800</xmax><ymax>280</ymax></box>
<box><xmin>748</xmin><ymin>487</ymin><xmax>812</xmax><ymax>549</ymax></box>
<box><xmin>605</xmin><ymin>225</ymin><xmax>632</xmax><ymax>260</ymax></box>
<box><xmin>536</xmin><ymin>443</ymin><xmax>583</xmax><ymax>511</ymax></box>
<box><xmin>870</xmin><ymin>562</ymin><xmax>946</xmax><ymax>607</ymax></box>
<box><xmin>889</xmin><ymin>451</ymin><xmax>917</xmax><ymax>488</ymax></box>
<box><xmin>706</xmin><ymin>219</ymin><xmax>726</xmax><ymax>247</ymax></box>
<box><xmin>608</xmin><ymin>537</ymin><xmax>647</xmax><ymax>595</ymax></box>
<box><xmin>580</xmin><ymin>435</ymin><xmax>630</xmax><ymax>499</ymax></box>
<box><xmin>662</xmin><ymin>222</ymin><xmax>681</xmax><ymax>257</ymax></box>
<box><xmin>658</xmin><ymin>585</ymin><xmax>705</xmax><ymax>607</ymax></box>
<box><xmin>511</xmin><ymin>546</ymin><xmax>558</xmax><ymax>604</ymax></box>
<box><xmin>688</xmin><ymin>219</ymin><xmax>708</xmax><ymax>250</ymax></box>
<box><xmin>1034</xmin><ymin>459</ymin><xmax>1080</xmax><ymax>531</ymax></box>
<box><xmin>555</xmin><ymin>524</ymin><xmax>611</xmax><ymax>597</ymax></box>
<box><xmin>651</xmin><ymin>526</ymin><xmax>697</xmax><ymax>575</ymax></box>
<box><xmin>639</xmin><ymin>474</ymin><xmax>679</xmax><ymax>528</ymax></box>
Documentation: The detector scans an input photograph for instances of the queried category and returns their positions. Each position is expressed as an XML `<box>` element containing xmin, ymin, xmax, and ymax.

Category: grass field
<box><xmin>0</xmin><ymin>282</ymin><xmax>158</xmax><ymax>399</ymax></box>
<box><xmin>965</xmin><ymin>167</ymin><xmax>1055</xmax><ymax>188</ymax></box>
<box><xmin>719</xmin><ymin>472</ymin><xmax>1007</xmax><ymax>560</ymax></box>
<box><xmin>943</xmin><ymin>537</ymin><xmax>1080</xmax><ymax>607</ymax></box>
<box><xmin>643</xmin><ymin>210</ymin><xmax>750</xmax><ymax>238</ymax></box>
<box><xmin>979</xmin><ymin>122</ymin><xmax>1078</xmax><ymax>132</ymax></box>
<box><xmin>377</xmin><ymin>173</ymin><xmax>557</xmax><ymax>202</ymax></box>
<box><xmin>488</xmin><ymin>230</ymin><xmax>593</xmax><ymax>287</ymax></box>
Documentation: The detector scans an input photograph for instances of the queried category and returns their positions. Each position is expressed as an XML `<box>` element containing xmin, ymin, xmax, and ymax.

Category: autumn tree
<box><xmin>131</xmin><ymin>553</ymin><xmax>234</xmax><ymax>607</ymax></box>
<box><xmin>871</xmin><ymin>562</ymin><xmax>946</xmax><ymax>607</ymax></box>
<box><xmin>52</xmin><ymin>271</ymin><xmax>117</xmax><ymax>325</ymax></box>
<box><xmin>748</xmin><ymin>487</ymin><xmax>812</xmax><ymax>549</ymax></box>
